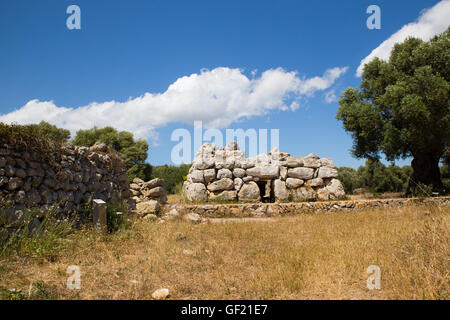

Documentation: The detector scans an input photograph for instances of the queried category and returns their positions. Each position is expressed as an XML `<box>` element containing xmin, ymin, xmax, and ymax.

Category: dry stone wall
<box><xmin>183</xmin><ymin>142</ymin><xmax>346</xmax><ymax>203</ymax></box>
<box><xmin>0</xmin><ymin>141</ymin><xmax>132</xmax><ymax>226</ymax></box>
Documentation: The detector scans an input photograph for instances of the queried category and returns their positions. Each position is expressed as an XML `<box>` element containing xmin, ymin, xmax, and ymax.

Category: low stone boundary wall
<box><xmin>168</xmin><ymin>197</ymin><xmax>450</xmax><ymax>218</ymax></box>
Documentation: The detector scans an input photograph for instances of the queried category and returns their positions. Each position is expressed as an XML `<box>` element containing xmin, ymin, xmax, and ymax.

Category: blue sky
<box><xmin>0</xmin><ymin>0</ymin><xmax>448</xmax><ymax>167</ymax></box>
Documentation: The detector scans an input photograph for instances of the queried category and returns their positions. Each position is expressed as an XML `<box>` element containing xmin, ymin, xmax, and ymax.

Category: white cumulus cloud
<box><xmin>0</xmin><ymin>66</ymin><xmax>347</xmax><ymax>140</ymax></box>
<box><xmin>356</xmin><ymin>0</ymin><xmax>450</xmax><ymax>77</ymax></box>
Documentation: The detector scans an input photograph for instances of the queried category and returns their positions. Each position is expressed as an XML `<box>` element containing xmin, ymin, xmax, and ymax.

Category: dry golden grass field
<box><xmin>0</xmin><ymin>203</ymin><xmax>448</xmax><ymax>300</ymax></box>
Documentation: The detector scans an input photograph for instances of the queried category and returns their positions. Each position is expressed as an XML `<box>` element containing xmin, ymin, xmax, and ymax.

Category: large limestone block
<box><xmin>143</xmin><ymin>178</ymin><xmax>165</xmax><ymax>189</ymax></box>
<box><xmin>217</xmin><ymin>168</ymin><xmax>233</xmax><ymax>179</ymax></box>
<box><xmin>319</xmin><ymin>158</ymin><xmax>335</xmax><ymax>167</ymax></box>
<box><xmin>238</xmin><ymin>182</ymin><xmax>261</xmax><ymax>202</ymax></box>
<box><xmin>208</xmin><ymin>190</ymin><xmax>237</xmax><ymax>201</ymax></box>
<box><xmin>136</xmin><ymin>200</ymin><xmax>160</xmax><ymax>215</ymax></box>
<box><xmin>246</xmin><ymin>165</ymin><xmax>279</xmax><ymax>179</ymax></box>
<box><xmin>207</xmin><ymin>178</ymin><xmax>234</xmax><ymax>192</ymax></box>
<box><xmin>317</xmin><ymin>188</ymin><xmax>330</xmax><ymax>201</ymax></box>
<box><xmin>326</xmin><ymin>179</ymin><xmax>346</xmax><ymax>199</ymax></box>
<box><xmin>302</xmin><ymin>157</ymin><xmax>321</xmax><ymax>168</ymax></box>
<box><xmin>203</xmin><ymin>169</ymin><xmax>216</xmax><ymax>183</ymax></box>
<box><xmin>286</xmin><ymin>177</ymin><xmax>304</xmax><ymax>188</ymax></box>
<box><xmin>286</xmin><ymin>157</ymin><xmax>303</xmax><ymax>168</ymax></box>
<box><xmin>318</xmin><ymin>167</ymin><xmax>338</xmax><ymax>179</ymax></box>
<box><xmin>293</xmin><ymin>187</ymin><xmax>317</xmax><ymax>201</ymax></box>
<box><xmin>273</xmin><ymin>179</ymin><xmax>289</xmax><ymax>202</ymax></box>
<box><xmin>234</xmin><ymin>177</ymin><xmax>243</xmax><ymax>191</ymax></box>
<box><xmin>143</xmin><ymin>186</ymin><xmax>166</xmax><ymax>198</ymax></box>
<box><xmin>184</xmin><ymin>182</ymin><xmax>208</xmax><ymax>202</ymax></box>
<box><xmin>287</xmin><ymin>167</ymin><xmax>314</xmax><ymax>180</ymax></box>
<box><xmin>280</xmin><ymin>166</ymin><xmax>288</xmax><ymax>180</ymax></box>
<box><xmin>189</xmin><ymin>170</ymin><xmax>205</xmax><ymax>183</ymax></box>
<box><xmin>308</xmin><ymin>178</ymin><xmax>324</xmax><ymax>187</ymax></box>
<box><xmin>232</xmin><ymin>168</ymin><xmax>246</xmax><ymax>178</ymax></box>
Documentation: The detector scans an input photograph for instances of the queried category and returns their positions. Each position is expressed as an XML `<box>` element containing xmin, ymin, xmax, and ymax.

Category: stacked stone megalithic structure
<box><xmin>183</xmin><ymin>142</ymin><xmax>346</xmax><ymax>203</ymax></box>
<box><xmin>0</xmin><ymin>140</ymin><xmax>133</xmax><ymax>228</ymax></box>
<box><xmin>129</xmin><ymin>177</ymin><xmax>168</xmax><ymax>215</ymax></box>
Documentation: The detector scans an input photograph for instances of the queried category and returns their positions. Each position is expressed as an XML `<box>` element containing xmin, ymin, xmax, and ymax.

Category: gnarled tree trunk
<box><xmin>407</xmin><ymin>153</ymin><xmax>443</xmax><ymax>195</ymax></box>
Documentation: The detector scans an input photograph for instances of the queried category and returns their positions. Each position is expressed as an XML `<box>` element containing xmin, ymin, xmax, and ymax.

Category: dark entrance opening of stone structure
<box><xmin>256</xmin><ymin>180</ymin><xmax>275</xmax><ymax>203</ymax></box>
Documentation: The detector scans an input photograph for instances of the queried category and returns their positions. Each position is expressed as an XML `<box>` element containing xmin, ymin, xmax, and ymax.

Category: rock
<box><xmin>184</xmin><ymin>182</ymin><xmax>208</xmax><ymax>202</ymax></box>
<box><xmin>308</xmin><ymin>178</ymin><xmax>324</xmax><ymax>187</ymax></box>
<box><xmin>189</xmin><ymin>170</ymin><xmax>204</xmax><ymax>183</ymax></box>
<box><xmin>318</xmin><ymin>167</ymin><xmax>338</xmax><ymax>179</ymax></box>
<box><xmin>143</xmin><ymin>186</ymin><xmax>166</xmax><ymax>198</ymax></box>
<box><xmin>326</xmin><ymin>179</ymin><xmax>346</xmax><ymax>199</ymax></box>
<box><xmin>317</xmin><ymin>188</ymin><xmax>330</xmax><ymax>201</ymax></box>
<box><xmin>152</xmin><ymin>288</ymin><xmax>170</xmax><ymax>300</ymax></box>
<box><xmin>280</xmin><ymin>166</ymin><xmax>288</xmax><ymax>180</ymax></box>
<box><xmin>246</xmin><ymin>166</ymin><xmax>279</xmax><ymax>179</ymax></box>
<box><xmin>242</xmin><ymin>176</ymin><xmax>253</xmax><ymax>183</ymax></box>
<box><xmin>287</xmin><ymin>167</ymin><xmax>314</xmax><ymax>180</ymax></box>
<box><xmin>90</xmin><ymin>142</ymin><xmax>108</xmax><ymax>152</ymax></box>
<box><xmin>238</xmin><ymin>182</ymin><xmax>260</xmax><ymax>202</ymax></box>
<box><xmin>302</xmin><ymin>157</ymin><xmax>321</xmax><ymax>168</ymax></box>
<box><xmin>286</xmin><ymin>157</ymin><xmax>303</xmax><ymax>168</ymax></box>
<box><xmin>286</xmin><ymin>178</ymin><xmax>304</xmax><ymax>188</ymax></box>
<box><xmin>143</xmin><ymin>178</ymin><xmax>165</xmax><ymax>189</ymax></box>
<box><xmin>203</xmin><ymin>169</ymin><xmax>216</xmax><ymax>183</ymax></box>
<box><xmin>293</xmin><ymin>187</ymin><xmax>317</xmax><ymax>201</ymax></box>
<box><xmin>232</xmin><ymin>168</ymin><xmax>246</xmax><ymax>178</ymax></box>
<box><xmin>15</xmin><ymin>169</ymin><xmax>26</xmax><ymax>179</ymax></box>
<box><xmin>0</xmin><ymin>157</ymin><xmax>6</xmax><ymax>167</ymax></box>
<box><xmin>5</xmin><ymin>165</ymin><xmax>15</xmax><ymax>177</ymax></box>
<box><xmin>273</xmin><ymin>179</ymin><xmax>289</xmax><ymax>202</ymax></box>
<box><xmin>136</xmin><ymin>200</ymin><xmax>160</xmax><ymax>215</ymax></box>
<box><xmin>129</xmin><ymin>183</ymin><xmax>141</xmax><ymax>191</ymax></box>
<box><xmin>132</xmin><ymin>177</ymin><xmax>144</xmax><ymax>185</ymax></box>
<box><xmin>217</xmin><ymin>168</ymin><xmax>232</xmax><ymax>179</ymax></box>
<box><xmin>209</xmin><ymin>190</ymin><xmax>237</xmax><ymax>201</ymax></box>
<box><xmin>183</xmin><ymin>249</ymin><xmax>194</xmax><ymax>256</ymax></box>
<box><xmin>319</xmin><ymin>158</ymin><xmax>334</xmax><ymax>167</ymax></box>
<box><xmin>207</xmin><ymin>178</ymin><xmax>234</xmax><ymax>192</ymax></box>
<box><xmin>234</xmin><ymin>178</ymin><xmax>243</xmax><ymax>191</ymax></box>
<box><xmin>165</xmin><ymin>208</ymin><xmax>180</xmax><ymax>220</ymax></box>
<box><xmin>184</xmin><ymin>212</ymin><xmax>202</xmax><ymax>223</ymax></box>
<box><xmin>7</xmin><ymin>177</ymin><xmax>22</xmax><ymax>191</ymax></box>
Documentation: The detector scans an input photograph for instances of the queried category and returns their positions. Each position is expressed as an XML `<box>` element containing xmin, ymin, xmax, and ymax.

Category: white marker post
<box><xmin>93</xmin><ymin>199</ymin><xmax>107</xmax><ymax>232</ymax></box>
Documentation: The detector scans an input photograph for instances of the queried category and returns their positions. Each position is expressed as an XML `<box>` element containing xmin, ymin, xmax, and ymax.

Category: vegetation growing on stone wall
<box><xmin>72</xmin><ymin>126</ymin><xmax>152</xmax><ymax>182</ymax></box>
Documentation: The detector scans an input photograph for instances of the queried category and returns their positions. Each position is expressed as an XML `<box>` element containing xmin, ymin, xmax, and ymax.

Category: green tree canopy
<box><xmin>337</xmin><ymin>27</ymin><xmax>450</xmax><ymax>194</ymax></box>
<box><xmin>28</xmin><ymin>121</ymin><xmax>71</xmax><ymax>142</ymax></box>
<box><xmin>73</xmin><ymin>126</ymin><xmax>152</xmax><ymax>181</ymax></box>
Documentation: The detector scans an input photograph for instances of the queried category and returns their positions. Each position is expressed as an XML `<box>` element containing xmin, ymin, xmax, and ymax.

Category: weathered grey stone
<box><xmin>189</xmin><ymin>170</ymin><xmax>205</xmax><ymax>183</ymax></box>
<box><xmin>129</xmin><ymin>183</ymin><xmax>141</xmax><ymax>191</ymax></box>
<box><xmin>280</xmin><ymin>166</ymin><xmax>288</xmax><ymax>180</ymax></box>
<box><xmin>93</xmin><ymin>199</ymin><xmax>107</xmax><ymax>232</ymax></box>
<box><xmin>302</xmin><ymin>156</ymin><xmax>321</xmax><ymax>168</ymax></box>
<box><xmin>207</xmin><ymin>178</ymin><xmax>234</xmax><ymax>192</ymax></box>
<box><xmin>242</xmin><ymin>176</ymin><xmax>253</xmax><ymax>183</ymax></box>
<box><xmin>217</xmin><ymin>168</ymin><xmax>232</xmax><ymax>179</ymax></box>
<box><xmin>143</xmin><ymin>178</ymin><xmax>165</xmax><ymax>189</ymax></box>
<box><xmin>287</xmin><ymin>167</ymin><xmax>314</xmax><ymax>180</ymax></box>
<box><xmin>238</xmin><ymin>182</ymin><xmax>260</xmax><ymax>202</ymax></box>
<box><xmin>136</xmin><ymin>200</ymin><xmax>160</xmax><ymax>215</ymax></box>
<box><xmin>232</xmin><ymin>168</ymin><xmax>246</xmax><ymax>178</ymax></box>
<box><xmin>246</xmin><ymin>166</ymin><xmax>279</xmax><ymax>179</ymax></box>
<box><xmin>0</xmin><ymin>157</ymin><xmax>6</xmax><ymax>167</ymax></box>
<box><xmin>5</xmin><ymin>165</ymin><xmax>15</xmax><ymax>177</ymax></box>
<box><xmin>319</xmin><ymin>158</ymin><xmax>334</xmax><ymax>167</ymax></box>
<box><xmin>184</xmin><ymin>182</ymin><xmax>208</xmax><ymax>202</ymax></box>
<box><xmin>317</xmin><ymin>187</ymin><xmax>330</xmax><ymax>201</ymax></box>
<box><xmin>326</xmin><ymin>179</ymin><xmax>346</xmax><ymax>199</ymax></box>
<box><xmin>234</xmin><ymin>177</ymin><xmax>243</xmax><ymax>191</ymax></box>
<box><xmin>7</xmin><ymin>177</ymin><xmax>22</xmax><ymax>191</ymax></box>
<box><xmin>274</xmin><ymin>179</ymin><xmax>289</xmax><ymax>202</ymax></box>
<box><xmin>286</xmin><ymin>177</ymin><xmax>304</xmax><ymax>189</ymax></box>
<box><xmin>308</xmin><ymin>178</ymin><xmax>324</xmax><ymax>187</ymax></box>
<box><xmin>318</xmin><ymin>167</ymin><xmax>338</xmax><ymax>179</ymax></box>
<box><xmin>203</xmin><ymin>169</ymin><xmax>216</xmax><ymax>183</ymax></box>
<box><xmin>286</xmin><ymin>157</ymin><xmax>303</xmax><ymax>168</ymax></box>
<box><xmin>143</xmin><ymin>186</ymin><xmax>166</xmax><ymax>198</ymax></box>
<box><xmin>209</xmin><ymin>190</ymin><xmax>237</xmax><ymax>201</ymax></box>
<box><xmin>293</xmin><ymin>187</ymin><xmax>317</xmax><ymax>201</ymax></box>
<box><xmin>184</xmin><ymin>212</ymin><xmax>202</xmax><ymax>223</ymax></box>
